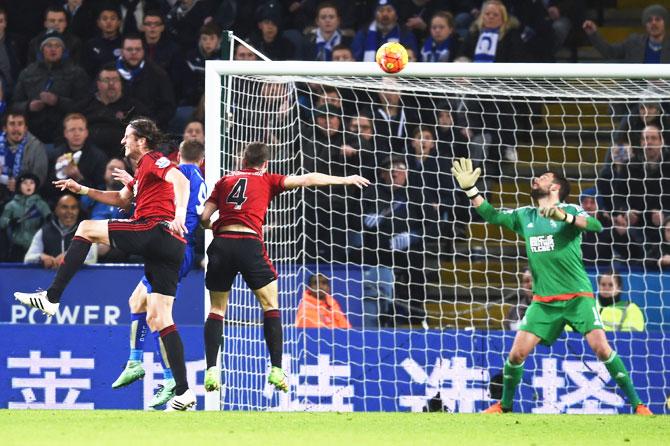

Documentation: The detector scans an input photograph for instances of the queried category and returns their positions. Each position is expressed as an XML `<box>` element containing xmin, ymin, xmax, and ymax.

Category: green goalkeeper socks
<box><xmin>501</xmin><ymin>359</ymin><xmax>524</xmax><ymax>410</ymax></box>
<box><xmin>603</xmin><ymin>351</ymin><xmax>642</xmax><ymax>408</ymax></box>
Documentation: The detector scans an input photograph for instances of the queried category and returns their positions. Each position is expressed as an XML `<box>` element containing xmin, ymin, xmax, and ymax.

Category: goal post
<box><xmin>205</xmin><ymin>60</ymin><xmax>670</xmax><ymax>413</ymax></box>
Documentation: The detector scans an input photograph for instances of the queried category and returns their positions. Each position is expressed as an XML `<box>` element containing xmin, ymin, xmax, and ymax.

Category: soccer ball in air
<box><xmin>376</xmin><ymin>42</ymin><xmax>408</xmax><ymax>74</ymax></box>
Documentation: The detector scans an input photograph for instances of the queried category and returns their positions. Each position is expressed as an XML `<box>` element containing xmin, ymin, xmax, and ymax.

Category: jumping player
<box><xmin>15</xmin><ymin>118</ymin><xmax>197</xmax><ymax>411</ymax></box>
<box><xmin>199</xmin><ymin>142</ymin><xmax>369</xmax><ymax>392</ymax></box>
<box><xmin>110</xmin><ymin>139</ymin><xmax>206</xmax><ymax>408</ymax></box>
<box><xmin>450</xmin><ymin>158</ymin><xmax>652</xmax><ymax>415</ymax></box>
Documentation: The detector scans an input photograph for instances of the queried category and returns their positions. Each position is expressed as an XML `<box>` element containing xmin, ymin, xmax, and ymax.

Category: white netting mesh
<box><xmin>211</xmin><ymin>68</ymin><xmax>670</xmax><ymax>413</ymax></box>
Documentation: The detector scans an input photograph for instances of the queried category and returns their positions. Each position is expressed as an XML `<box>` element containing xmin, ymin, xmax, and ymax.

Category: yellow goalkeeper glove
<box><xmin>451</xmin><ymin>158</ymin><xmax>482</xmax><ymax>198</ymax></box>
<box><xmin>539</xmin><ymin>206</ymin><xmax>575</xmax><ymax>224</ymax></box>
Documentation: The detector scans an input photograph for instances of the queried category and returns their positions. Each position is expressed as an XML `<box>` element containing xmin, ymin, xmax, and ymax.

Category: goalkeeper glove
<box><xmin>539</xmin><ymin>206</ymin><xmax>575</xmax><ymax>224</ymax></box>
<box><xmin>451</xmin><ymin>158</ymin><xmax>482</xmax><ymax>198</ymax></box>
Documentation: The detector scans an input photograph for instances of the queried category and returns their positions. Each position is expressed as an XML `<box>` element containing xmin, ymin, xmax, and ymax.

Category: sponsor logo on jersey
<box><xmin>155</xmin><ymin>157</ymin><xmax>170</xmax><ymax>168</ymax></box>
<box><xmin>529</xmin><ymin>235</ymin><xmax>555</xmax><ymax>253</ymax></box>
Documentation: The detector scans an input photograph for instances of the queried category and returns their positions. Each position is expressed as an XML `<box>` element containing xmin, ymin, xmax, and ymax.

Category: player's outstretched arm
<box><xmin>283</xmin><ymin>173</ymin><xmax>370</xmax><ymax>190</ymax></box>
<box><xmin>539</xmin><ymin>206</ymin><xmax>603</xmax><ymax>232</ymax></box>
<box><xmin>451</xmin><ymin>158</ymin><xmax>483</xmax><ymax>206</ymax></box>
<box><xmin>53</xmin><ymin>178</ymin><xmax>132</xmax><ymax>208</ymax></box>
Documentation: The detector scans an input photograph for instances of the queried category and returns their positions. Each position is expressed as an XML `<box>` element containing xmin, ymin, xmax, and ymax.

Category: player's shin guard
<box><xmin>204</xmin><ymin>313</ymin><xmax>224</xmax><ymax>369</ymax></box>
<box><xmin>263</xmin><ymin>309</ymin><xmax>282</xmax><ymax>368</ymax></box>
<box><xmin>501</xmin><ymin>359</ymin><xmax>524</xmax><ymax>410</ymax></box>
<box><xmin>129</xmin><ymin>313</ymin><xmax>148</xmax><ymax>362</ymax></box>
<box><xmin>159</xmin><ymin>325</ymin><xmax>188</xmax><ymax>395</ymax></box>
<box><xmin>153</xmin><ymin>331</ymin><xmax>173</xmax><ymax>380</ymax></box>
<box><xmin>603</xmin><ymin>351</ymin><xmax>642</xmax><ymax>408</ymax></box>
<box><xmin>47</xmin><ymin>236</ymin><xmax>92</xmax><ymax>303</ymax></box>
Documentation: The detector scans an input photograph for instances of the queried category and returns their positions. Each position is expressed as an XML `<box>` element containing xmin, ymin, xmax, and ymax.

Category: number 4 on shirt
<box><xmin>227</xmin><ymin>178</ymin><xmax>248</xmax><ymax>209</ymax></box>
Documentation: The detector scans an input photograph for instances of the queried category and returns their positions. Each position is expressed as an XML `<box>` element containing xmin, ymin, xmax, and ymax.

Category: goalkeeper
<box><xmin>451</xmin><ymin>159</ymin><xmax>652</xmax><ymax>415</ymax></box>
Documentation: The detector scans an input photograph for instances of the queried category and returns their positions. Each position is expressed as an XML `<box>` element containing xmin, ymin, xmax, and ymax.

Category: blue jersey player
<box><xmin>111</xmin><ymin>140</ymin><xmax>206</xmax><ymax>408</ymax></box>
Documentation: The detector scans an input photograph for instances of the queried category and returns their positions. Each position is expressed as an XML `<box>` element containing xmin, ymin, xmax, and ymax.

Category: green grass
<box><xmin>1</xmin><ymin>411</ymin><xmax>667</xmax><ymax>446</ymax></box>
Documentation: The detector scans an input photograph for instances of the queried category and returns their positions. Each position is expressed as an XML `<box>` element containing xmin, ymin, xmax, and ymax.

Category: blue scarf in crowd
<box><xmin>0</xmin><ymin>131</ymin><xmax>28</xmax><ymax>182</ymax></box>
<box><xmin>315</xmin><ymin>29</ymin><xmax>342</xmax><ymax>61</ymax></box>
<box><xmin>473</xmin><ymin>28</ymin><xmax>500</xmax><ymax>63</ymax></box>
<box><xmin>116</xmin><ymin>57</ymin><xmax>145</xmax><ymax>82</ymax></box>
<box><xmin>363</xmin><ymin>22</ymin><xmax>401</xmax><ymax>61</ymax></box>
<box><xmin>421</xmin><ymin>36</ymin><xmax>455</xmax><ymax>62</ymax></box>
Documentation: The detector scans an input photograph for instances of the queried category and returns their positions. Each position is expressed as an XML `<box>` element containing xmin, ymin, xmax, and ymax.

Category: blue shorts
<box><xmin>141</xmin><ymin>245</ymin><xmax>194</xmax><ymax>297</ymax></box>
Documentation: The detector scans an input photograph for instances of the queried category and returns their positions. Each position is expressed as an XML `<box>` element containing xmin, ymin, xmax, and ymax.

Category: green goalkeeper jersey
<box><xmin>476</xmin><ymin>200</ymin><xmax>603</xmax><ymax>302</ymax></box>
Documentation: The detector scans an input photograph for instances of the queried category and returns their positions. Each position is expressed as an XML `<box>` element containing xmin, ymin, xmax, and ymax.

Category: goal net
<box><xmin>204</xmin><ymin>61</ymin><xmax>670</xmax><ymax>414</ymax></box>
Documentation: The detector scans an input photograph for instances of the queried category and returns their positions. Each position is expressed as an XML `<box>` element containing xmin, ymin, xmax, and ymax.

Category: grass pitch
<box><xmin>1</xmin><ymin>411</ymin><xmax>667</xmax><ymax>446</ymax></box>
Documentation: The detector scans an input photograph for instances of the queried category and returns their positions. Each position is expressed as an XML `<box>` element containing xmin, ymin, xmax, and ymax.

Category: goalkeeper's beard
<box><xmin>530</xmin><ymin>187</ymin><xmax>549</xmax><ymax>201</ymax></box>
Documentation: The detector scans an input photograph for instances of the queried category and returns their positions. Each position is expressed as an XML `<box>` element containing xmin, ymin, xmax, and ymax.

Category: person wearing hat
<box><xmin>249</xmin><ymin>1</ymin><xmax>297</xmax><ymax>61</ymax></box>
<box><xmin>26</xmin><ymin>5</ymin><xmax>83</xmax><ymax>64</ymax></box>
<box><xmin>583</xmin><ymin>4</ymin><xmax>670</xmax><ymax>63</ymax></box>
<box><xmin>352</xmin><ymin>0</ymin><xmax>419</xmax><ymax>61</ymax></box>
<box><xmin>0</xmin><ymin>171</ymin><xmax>51</xmax><ymax>261</ymax></box>
<box><xmin>12</xmin><ymin>28</ymin><xmax>90</xmax><ymax>145</ymax></box>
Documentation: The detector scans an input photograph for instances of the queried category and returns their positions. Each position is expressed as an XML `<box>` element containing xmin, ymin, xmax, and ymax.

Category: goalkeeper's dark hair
<box><xmin>549</xmin><ymin>171</ymin><xmax>570</xmax><ymax>202</ymax></box>
<box><xmin>243</xmin><ymin>142</ymin><xmax>270</xmax><ymax>168</ymax></box>
<box><xmin>128</xmin><ymin>117</ymin><xmax>164</xmax><ymax>149</ymax></box>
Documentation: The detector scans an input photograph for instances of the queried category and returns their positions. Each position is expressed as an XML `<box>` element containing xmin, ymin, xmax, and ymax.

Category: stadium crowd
<box><xmin>0</xmin><ymin>1</ymin><xmax>668</xmax><ymax>327</ymax></box>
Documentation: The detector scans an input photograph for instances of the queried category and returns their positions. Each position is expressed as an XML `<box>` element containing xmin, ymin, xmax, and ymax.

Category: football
<box><xmin>376</xmin><ymin>42</ymin><xmax>408</xmax><ymax>74</ymax></box>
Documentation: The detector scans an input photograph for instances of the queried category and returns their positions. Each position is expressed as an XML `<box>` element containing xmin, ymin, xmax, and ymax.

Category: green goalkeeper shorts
<box><xmin>518</xmin><ymin>297</ymin><xmax>603</xmax><ymax>346</ymax></box>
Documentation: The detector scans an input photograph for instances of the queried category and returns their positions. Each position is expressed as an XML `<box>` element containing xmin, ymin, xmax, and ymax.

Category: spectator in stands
<box><xmin>357</xmin><ymin>157</ymin><xmax>436</xmax><ymax>327</ymax></box>
<box><xmin>459</xmin><ymin>0</ymin><xmax>526</xmax><ymax>63</ymax></box>
<box><xmin>165</xmin><ymin>0</ymin><xmax>217</xmax><ymax>53</ymax></box>
<box><xmin>76</xmin><ymin>63</ymin><xmax>150</xmax><ymax>159</ymax></box>
<box><xmin>344</xmin><ymin>113</ymin><xmax>377</xmax><ymax>180</ymax></box>
<box><xmin>305</xmin><ymin>2</ymin><xmax>352</xmax><ymax>61</ymax></box>
<box><xmin>611</xmin><ymin>125</ymin><xmax>670</xmax><ymax>236</ymax></box>
<box><xmin>373</xmin><ymin>78</ymin><xmax>412</xmax><ymax>156</ymax></box>
<box><xmin>331</xmin><ymin>43</ymin><xmax>354</xmax><ymax>61</ymax></box>
<box><xmin>614</xmin><ymin>101</ymin><xmax>670</xmax><ymax>146</ymax></box>
<box><xmin>234</xmin><ymin>42</ymin><xmax>260</xmax><ymax>60</ymax></box>
<box><xmin>183</xmin><ymin>119</ymin><xmax>204</xmax><ymax>144</ymax></box>
<box><xmin>117</xmin><ymin>34</ymin><xmax>176</xmax><ymax>130</ymax></box>
<box><xmin>352</xmin><ymin>0</ymin><xmax>419</xmax><ymax>62</ymax></box>
<box><xmin>82</xmin><ymin>5</ymin><xmax>123</xmax><ymax>78</ymax></box>
<box><xmin>295</xmin><ymin>273</ymin><xmax>351</xmax><ymax>329</ymax></box>
<box><xmin>13</xmin><ymin>30</ymin><xmax>90</xmax><ymax>145</ymax></box>
<box><xmin>579</xmin><ymin>187</ymin><xmax>613</xmax><ymax>264</ymax></box>
<box><xmin>142</xmin><ymin>10</ymin><xmax>181</xmax><ymax>76</ymax></box>
<box><xmin>0</xmin><ymin>7</ymin><xmax>21</xmax><ymax>98</ymax></box>
<box><xmin>27</xmin><ymin>6</ymin><xmax>82</xmax><ymax>64</ymax></box>
<box><xmin>597</xmin><ymin>270</ymin><xmax>645</xmax><ymax>332</ymax></box>
<box><xmin>421</xmin><ymin>11</ymin><xmax>459</xmax><ymax>62</ymax></box>
<box><xmin>654</xmin><ymin>216</ymin><xmax>670</xmax><ymax>269</ymax></box>
<box><xmin>62</xmin><ymin>0</ymin><xmax>97</xmax><ymax>42</ymax></box>
<box><xmin>406</xmin><ymin>125</ymin><xmax>455</xmax><ymax>221</ymax></box>
<box><xmin>175</xmin><ymin>22</ymin><xmax>222</xmax><ymax>130</ymax></box>
<box><xmin>249</xmin><ymin>2</ymin><xmax>296</xmax><ymax>61</ymax></box>
<box><xmin>583</xmin><ymin>4</ymin><xmax>670</xmax><ymax>63</ymax></box>
<box><xmin>610</xmin><ymin>207</ymin><xmax>645</xmax><ymax>263</ymax></box>
<box><xmin>51</xmin><ymin>113</ymin><xmax>108</xmax><ymax>192</ymax></box>
<box><xmin>396</xmin><ymin>0</ymin><xmax>450</xmax><ymax>42</ymax></box>
<box><xmin>0</xmin><ymin>172</ymin><xmax>50</xmax><ymax>261</ymax></box>
<box><xmin>434</xmin><ymin>99</ymin><xmax>470</xmax><ymax>160</ymax></box>
<box><xmin>302</xmin><ymin>103</ymin><xmax>352</xmax><ymax>262</ymax></box>
<box><xmin>0</xmin><ymin>109</ymin><xmax>48</xmax><ymax>201</ymax></box>
<box><xmin>81</xmin><ymin>157</ymin><xmax>129</xmax><ymax>221</ymax></box>
<box><xmin>24</xmin><ymin>193</ymin><xmax>96</xmax><ymax>268</ymax></box>
<box><xmin>506</xmin><ymin>0</ymin><xmax>555</xmax><ymax>62</ymax></box>
<box><xmin>503</xmin><ymin>267</ymin><xmax>532</xmax><ymax>330</ymax></box>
